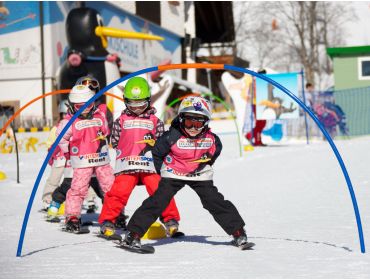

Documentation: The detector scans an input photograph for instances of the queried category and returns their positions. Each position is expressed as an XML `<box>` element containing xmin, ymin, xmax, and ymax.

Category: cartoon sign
<box><xmin>256</xmin><ymin>73</ymin><xmax>299</xmax><ymax>120</ymax></box>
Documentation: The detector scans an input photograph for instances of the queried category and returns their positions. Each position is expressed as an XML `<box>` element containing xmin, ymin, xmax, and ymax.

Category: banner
<box><xmin>87</xmin><ymin>2</ymin><xmax>182</xmax><ymax>75</ymax></box>
<box><xmin>256</xmin><ymin>73</ymin><xmax>299</xmax><ymax>120</ymax></box>
<box><xmin>0</xmin><ymin>1</ymin><xmax>41</xmax><ymax>79</ymax></box>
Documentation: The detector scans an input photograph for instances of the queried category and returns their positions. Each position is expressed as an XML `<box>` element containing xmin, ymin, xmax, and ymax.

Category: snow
<box><xmin>1</xmin><ymin>132</ymin><xmax>370</xmax><ymax>278</ymax></box>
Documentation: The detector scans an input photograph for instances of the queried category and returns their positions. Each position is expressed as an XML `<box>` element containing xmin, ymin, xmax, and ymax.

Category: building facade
<box><xmin>327</xmin><ymin>45</ymin><xmax>370</xmax><ymax>90</ymax></box>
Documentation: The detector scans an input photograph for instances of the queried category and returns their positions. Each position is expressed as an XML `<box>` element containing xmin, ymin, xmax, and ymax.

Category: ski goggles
<box><xmin>74</xmin><ymin>103</ymin><xmax>94</xmax><ymax>112</ymax></box>
<box><xmin>183</xmin><ymin>116</ymin><xmax>207</xmax><ymax>130</ymax></box>
<box><xmin>79</xmin><ymin>79</ymin><xmax>100</xmax><ymax>92</ymax></box>
<box><xmin>125</xmin><ymin>99</ymin><xmax>149</xmax><ymax>108</ymax></box>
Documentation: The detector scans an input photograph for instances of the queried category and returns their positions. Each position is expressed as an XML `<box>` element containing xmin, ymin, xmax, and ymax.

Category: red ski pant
<box><xmin>98</xmin><ymin>173</ymin><xmax>180</xmax><ymax>224</ymax></box>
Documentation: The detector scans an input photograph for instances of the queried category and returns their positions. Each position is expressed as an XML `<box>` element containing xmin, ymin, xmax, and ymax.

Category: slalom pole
<box><xmin>301</xmin><ymin>70</ymin><xmax>309</xmax><ymax>144</ymax></box>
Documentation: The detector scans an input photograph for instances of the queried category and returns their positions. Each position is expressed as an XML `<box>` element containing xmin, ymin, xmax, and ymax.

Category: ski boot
<box><xmin>86</xmin><ymin>204</ymin><xmax>98</xmax><ymax>214</ymax></box>
<box><xmin>100</xmin><ymin>220</ymin><xmax>116</xmax><ymax>237</ymax></box>
<box><xmin>63</xmin><ymin>216</ymin><xmax>89</xmax><ymax>234</ymax></box>
<box><xmin>41</xmin><ymin>201</ymin><xmax>50</xmax><ymax>212</ymax></box>
<box><xmin>232</xmin><ymin>228</ymin><xmax>255</xmax><ymax>250</ymax></box>
<box><xmin>163</xmin><ymin>219</ymin><xmax>179</xmax><ymax>237</ymax></box>
<box><xmin>119</xmin><ymin>231</ymin><xmax>154</xmax><ymax>253</ymax></box>
<box><xmin>115</xmin><ymin>212</ymin><xmax>128</xmax><ymax>230</ymax></box>
<box><xmin>122</xmin><ymin>231</ymin><xmax>142</xmax><ymax>248</ymax></box>
<box><xmin>65</xmin><ymin>216</ymin><xmax>81</xmax><ymax>232</ymax></box>
<box><xmin>98</xmin><ymin>220</ymin><xmax>122</xmax><ymax>241</ymax></box>
<box><xmin>46</xmin><ymin>201</ymin><xmax>61</xmax><ymax>223</ymax></box>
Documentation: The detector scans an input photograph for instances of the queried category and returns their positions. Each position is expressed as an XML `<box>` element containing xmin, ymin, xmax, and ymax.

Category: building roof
<box><xmin>327</xmin><ymin>45</ymin><xmax>370</xmax><ymax>58</ymax></box>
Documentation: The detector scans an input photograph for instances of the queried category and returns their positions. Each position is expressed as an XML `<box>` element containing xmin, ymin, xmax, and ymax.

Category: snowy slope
<box><xmin>0</xmin><ymin>134</ymin><xmax>370</xmax><ymax>278</ymax></box>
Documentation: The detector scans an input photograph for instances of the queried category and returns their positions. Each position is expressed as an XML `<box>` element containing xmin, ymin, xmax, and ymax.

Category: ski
<box><xmin>61</xmin><ymin>226</ymin><xmax>90</xmax><ymax>234</ymax></box>
<box><xmin>81</xmin><ymin>221</ymin><xmax>94</xmax><ymax>227</ymax></box>
<box><xmin>45</xmin><ymin>216</ymin><xmax>61</xmax><ymax>223</ymax></box>
<box><xmin>170</xmin><ymin>231</ymin><xmax>185</xmax><ymax>238</ymax></box>
<box><xmin>238</xmin><ymin>242</ymin><xmax>255</xmax><ymax>250</ymax></box>
<box><xmin>116</xmin><ymin>241</ymin><xmax>155</xmax><ymax>254</ymax></box>
<box><xmin>96</xmin><ymin>233</ymin><xmax>122</xmax><ymax>241</ymax></box>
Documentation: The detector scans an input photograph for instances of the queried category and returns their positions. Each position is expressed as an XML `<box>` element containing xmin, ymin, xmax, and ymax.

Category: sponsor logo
<box><xmin>165</xmin><ymin>167</ymin><xmax>201</xmax><ymax>177</ymax></box>
<box><xmin>119</xmin><ymin>156</ymin><xmax>153</xmax><ymax>167</ymax></box>
<box><xmin>177</xmin><ymin>138</ymin><xmax>213</xmax><ymax>149</ymax></box>
<box><xmin>123</xmin><ymin>119</ymin><xmax>154</xmax><ymax>130</ymax></box>
<box><xmin>132</xmin><ymin>86</ymin><xmax>141</xmax><ymax>97</ymax></box>
<box><xmin>75</xmin><ymin>118</ymin><xmax>103</xmax><ymax>130</ymax></box>
<box><xmin>88</xmin><ymin>157</ymin><xmax>107</xmax><ymax>164</ymax></box>
<box><xmin>78</xmin><ymin>152</ymin><xmax>108</xmax><ymax>161</ymax></box>
<box><xmin>71</xmin><ymin>146</ymin><xmax>79</xmax><ymax>154</ymax></box>
<box><xmin>119</xmin><ymin>156</ymin><xmax>153</xmax><ymax>162</ymax></box>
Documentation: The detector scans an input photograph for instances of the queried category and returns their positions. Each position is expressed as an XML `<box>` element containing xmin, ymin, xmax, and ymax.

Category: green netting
<box><xmin>334</xmin><ymin>86</ymin><xmax>370</xmax><ymax>136</ymax></box>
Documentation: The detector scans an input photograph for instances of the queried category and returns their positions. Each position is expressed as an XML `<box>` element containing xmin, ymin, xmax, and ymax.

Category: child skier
<box><xmin>57</xmin><ymin>84</ymin><xmax>114</xmax><ymax>232</ymax></box>
<box><xmin>41</xmin><ymin>100</ymin><xmax>68</xmax><ymax>211</ymax></box>
<box><xmin>47</xmin><ymin>75</ymin><xmax>111</xmax><ymax>220</ymax></box>
<box><xmin>98</xmin><ymin>77</ymin><xmax>181</xmax><ymax>237</ymax></box>
<box><xmin>121</xmin><ymin>95</ymin><xmax>254</xmax><ymax>252</ymax></box>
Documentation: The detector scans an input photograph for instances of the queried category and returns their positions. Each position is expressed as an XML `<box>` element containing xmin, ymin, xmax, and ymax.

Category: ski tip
<box><xmin>170</xmin><ymin>231</ymin><xmax>185</xmax><ymax>238</ymax></box>
<box><xmin>240</xmin><ymin>242</ymin><xmax>255</xmax><ymax>250</ymax></box>
<box><xmin>116</xmin><ymin>243</ymin><xmax>155</xmax><ymax>254</ymax></box>
<box><xmin>96</xmin><ymin>233</ymin><xmax>123</xmax><ymax>241</ymax></box>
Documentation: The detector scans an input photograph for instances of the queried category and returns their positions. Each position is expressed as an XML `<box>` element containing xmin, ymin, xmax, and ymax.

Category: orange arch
<box><xmin>0</xmin><ymin>90</ymin><xmax>124</xmax><ymax>137</ymax></box>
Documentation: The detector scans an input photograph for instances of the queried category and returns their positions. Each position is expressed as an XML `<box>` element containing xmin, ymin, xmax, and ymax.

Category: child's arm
<box><xmin>152</xmin><ymin>131</ymin><xmax>171</xmax><ymax>174</ymax></box>
<box><xmin>155</xmin><ymin>119</ymin><xmax>165</xmax><ymax>138</ymax></box>
<box><xmin>45</xmin><ymin>126</ymin><xmax>57</xmax><ymax>149</ymax></box>
<box><xmin>56</xmin><ymin>119</ymin><xmax>72</xmax><ymax>154</ymax></box>
<box><xmin>208</xmin><ymin>133</ymin><xmax>223</xmax><ymax>166</ymax></box>
<box><xmin>110</xmin><ymin>117</ymin><xmax>122</xmax><ymax>149</ymax></box>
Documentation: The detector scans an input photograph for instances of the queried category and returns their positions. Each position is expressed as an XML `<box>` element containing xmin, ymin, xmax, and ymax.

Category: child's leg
<box><xmin>141</xmin><ymin>173</ymin><xmax>181</xmax><ymax>222</ymax></box>
<box><xmin>94</xmin><ymin>164</ymin><xmax>115</xmax><ymax>194</ymax></box>
<box><xmin>189</xmin><ymin>180</ymin><xmax>245</xmax><ymax>235</ymax></box>
<box><xmin>65</xmin><ymin>168</ymin><xmax>94</xmax><ymax>217</ymax></box>
<box><xmin>42</xmin><ymin>165</ymin><xmax>65</xmax><ymax>205</ymax></box>
<box><xmin>127</xmin><ymin>178</ymin><xmax>184</xmax><ymax>237</ymax></box>
<box><xmin>98</xmin><ymin>174</ymin><xmax>139</xmax><ymax>224</ymax></box>
<box><xmin>89</xmin><ymin>177</ymin><xmax>105</xmax><ymax>201</ymax></box>
<box><xmin>52</xmin><ymin>178</ymin><xmax>72</xmax><ymax>204</ymax></box>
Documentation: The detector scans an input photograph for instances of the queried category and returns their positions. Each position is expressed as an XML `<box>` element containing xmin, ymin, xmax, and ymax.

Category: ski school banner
<box><xmin>86</xmin><ymin>2</ymin><xmax>182</xmax><ymax>75</ymax></box>
<box><xmin>0</xmin><ymin>1</ymin><xmax>41</xmax><ymax>80</ymax></box>
<box><xmin>256</xmin><ymin>73</ymin><xmax>299</xmax><ymax>120</ymax></box>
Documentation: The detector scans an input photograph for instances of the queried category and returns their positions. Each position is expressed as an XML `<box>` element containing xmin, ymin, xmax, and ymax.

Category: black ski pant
<box><xmin>52</xmin><ymin>177</ymin><xmax>105</xmax><ymax>204</ymax></box>
<box><xmin>127</xmin><ymin>177</ymin><xmax>245</xmax><ymax>237</ymax></box>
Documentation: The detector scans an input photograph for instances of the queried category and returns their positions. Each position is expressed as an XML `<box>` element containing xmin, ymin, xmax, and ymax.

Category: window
<box><xmin>136</xmin><ymin>2</ymin><xmax>161</xmax><ymax>25</ymax></box>
<box><xmin>358</xmin><ymin>57</ymin><xmax>370</xmax><ymax>80</ymax></box>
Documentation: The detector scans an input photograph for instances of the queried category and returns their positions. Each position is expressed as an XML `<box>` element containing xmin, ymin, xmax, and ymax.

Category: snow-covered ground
<box><xmin>1</xmin><ymin>133</ymin><xmax>370</xmax><ymax>278</ymax></box>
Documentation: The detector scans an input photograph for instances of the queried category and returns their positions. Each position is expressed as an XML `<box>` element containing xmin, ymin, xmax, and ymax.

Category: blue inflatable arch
<box><xmin>16</xmin><ymin>64</ymin><xmax>365</xmax><ymax>256</ymax></box>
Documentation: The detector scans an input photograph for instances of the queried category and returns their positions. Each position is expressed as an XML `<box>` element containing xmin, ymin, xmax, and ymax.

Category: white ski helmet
<box><xmin>68</xmin><ymin>84</ymin><xmax>95</xmax><ymax>104</ymax></box>
<box><xmin>58</xmin><ymin>99</ymin><xmax>69</xmax><ymax>114</ymax></box>
<box><xmin>178</xmin><ymin>95</ymin><xmax>212</xmax><ymax>120</ymax></box>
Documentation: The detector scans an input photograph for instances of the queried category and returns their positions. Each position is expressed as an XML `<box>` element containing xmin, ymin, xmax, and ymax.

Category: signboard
<box><xmin>87</xmin><ymin>2</ymin><xmax>182</xmax><ymax>74</ymax></box>
<box><xmin>256</xmin><ymin>73</ymin><xmax>299</xmax><ymax>120</ymax></box>
<box><xmin>0</xmin><ymin>1</ymin><xmax>41</xmax><ymax>80</ymax></box>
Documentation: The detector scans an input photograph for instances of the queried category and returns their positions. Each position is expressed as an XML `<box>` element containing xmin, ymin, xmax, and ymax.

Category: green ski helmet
<box><xmin>124</xmin><ymin>77</ymin><xmax>151</xmax><ymax>115</ymax></box>
<box><xmin>124</xmin><ymin>77</ymin><xmax>151</xmax><ymax>100</ymax></box>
